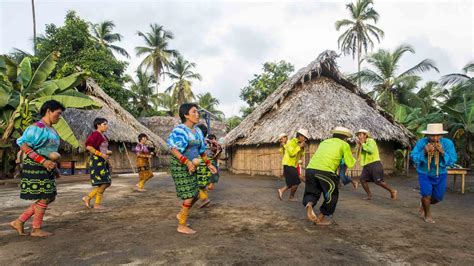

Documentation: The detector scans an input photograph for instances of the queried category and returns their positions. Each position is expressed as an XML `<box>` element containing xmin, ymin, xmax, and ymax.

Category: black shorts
<box><xmin>360</xmin><ymin>161</ymin><xmax>384</xmax><ymax>183</ymax></box>
<box><xmin>283</xmin><ymin>165</ymin><xmax>301</xmax><ymax>186</ymax></box>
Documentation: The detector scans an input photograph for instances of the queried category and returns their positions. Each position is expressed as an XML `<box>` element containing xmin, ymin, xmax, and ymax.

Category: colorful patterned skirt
<box><xmin>89</xmin><ymin>155</ymin><xmax>111</xmax><ymax>186</ymax></box>
<box><xmin>20</xmin><ymin>157</ymin><xmax>57</xmax><ymax>200</ymax></box>
<box><xmin>170</xmin><ymin>156</ymin><xmax>198</xmax><ymax>199</ymax></box>
<box><xmin>209</xmin><ymin>159</ymin><xmax>219</xmax><ymax>184</ymax></box>
<box><xmin>196</xmin><ymin>160</ymin><xmax>211</xmax><ymax>189</ymax></box>
<box><xmin>137</xmin><ymin>157</ymin><xmax>153</xmax><ymax>180</ymax></box>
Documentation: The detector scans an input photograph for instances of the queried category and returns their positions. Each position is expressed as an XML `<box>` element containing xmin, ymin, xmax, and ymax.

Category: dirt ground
<box><xmin>1</xmin><ymin>171</ymin><xmax>473</xmax><ymax>265</ymax></box>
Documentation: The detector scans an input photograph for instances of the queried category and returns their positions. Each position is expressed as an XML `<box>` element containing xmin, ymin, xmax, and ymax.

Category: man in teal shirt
<box><xmin>278</xmin><ymin>129</ymin><xmax>308</xmax><ymax>201</ymax></box>
<box><xmin>303</xmin><ymin>127</ymin><xmax>356</xmax><ymax>225</ymax></box>
<box><xmin>356</xmin><ymin>129</ymin><xmax>397</xmax><ymax>200</ymax></box>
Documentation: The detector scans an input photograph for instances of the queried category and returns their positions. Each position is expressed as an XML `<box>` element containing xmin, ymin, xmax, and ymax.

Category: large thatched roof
<box><xmin>224</xmin><ymin>50</ymin><xmax>416</xmax><ymax>147</ymax></box>
<box><xmin>139</xmin><ymin>116</ymin><xmax>227</xmax><ymax>141</ymax></box>
<box><xmin>61</xmin><ymin>79</ymin><xmax>167</xmax><ymax>152</ymax></box>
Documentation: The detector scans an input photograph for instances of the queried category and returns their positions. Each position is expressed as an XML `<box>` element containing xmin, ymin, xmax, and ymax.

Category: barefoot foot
<box><xmin>177</xmin><ymin>225</ymin><xmax>196</xmax><ymax>234</ymax></box>
<box><xmin>390</xmin><ymin>190</ymin><xmax>398</xmax><ymax>200</ymax></box>
<box><xmin>82</xmin><ymin>196</ymin><xmax>91</xmax><ymax>208</ymax></box>
<box><xmin>277</xmin><ymin>189</ymin><xmax>283</xmax><ymax>201</ymax></box>
<box><xmin>10</xmin><ymin>220</ymin><xmax>27</xmax><ymax>236</ymax></box>
<box><xmin>30</xmin><ymin>228</ymin><xmax>54</xmax><ymax>237</ymax></box>
<box><xmin>199</xmin><ymin>198</ymin><xmax>211</xmax><ymax>208</ymax></box>
<box><xmin>305</xmin><ymin>204</ymin><xmax>318</xmax><ymax>223</ymax></box>
<box><xmin>423</xmin><ymin>216</ymin><xmax>435</xmax><ymax>224</ymax></box>
<box><xmin>316</xmin><ymin>215</ymin><xmax>332</xmax><ymax>226</ymax></box>
<box><xmin>364</xmin><ymin>195</ymin><xmax>372</xmax><ymax>200</ymax></box>
<box><xmin>288</xmin><ymin>197</ymin><xmax>298</xmax><ymax>202</ymax></box>
<box><xmin>93</xmin><ymin>205</ymin><xmax>107</xmax><ymax>210</ymax></box>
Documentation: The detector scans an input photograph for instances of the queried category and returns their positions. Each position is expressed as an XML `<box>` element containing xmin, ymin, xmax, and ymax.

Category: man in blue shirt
<box><xmin>410</xmin><ymin>124</ymin><xmax>457</xmax><ymax>224</ymax></box>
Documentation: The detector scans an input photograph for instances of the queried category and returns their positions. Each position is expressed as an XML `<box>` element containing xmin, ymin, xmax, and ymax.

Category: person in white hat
<box><xmin>303</xmin><ymin>127</ymin><xmax>356</xmax><ymax>225</ymax></box>
<box><xmin>356</xmin><ymin>129</ymin><xmax>398</xmax><ymax>200</ymax></box>
<box><xmin>278</xmin><ymin>133</ymin><xmax>288</xmax><ymax>156</ymax></box>
<box><xmin>277</xmin><ymin>129</ymin><xmax>309</xmax><ymax>202</ymax></box>
<box><xmin>410</xmin><ymin>123</ymin><xmax>457</xmax><ymax>224</ymax></box>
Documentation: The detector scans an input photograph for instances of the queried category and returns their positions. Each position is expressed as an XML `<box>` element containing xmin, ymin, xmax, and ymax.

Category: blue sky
<box><xmin>1</xmin><ymin>0</ymin><xmax>473</xmax><ymax>117</ymax></box>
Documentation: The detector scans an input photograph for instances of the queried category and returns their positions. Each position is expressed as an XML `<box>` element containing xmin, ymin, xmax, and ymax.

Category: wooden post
<box><xmin>123</xmin><ymin>142</ymin><xmax>136</xmax><ymax>173</ymax></box>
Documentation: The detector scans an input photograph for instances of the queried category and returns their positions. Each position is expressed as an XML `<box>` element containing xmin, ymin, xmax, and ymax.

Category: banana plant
<box><xmin>0</xmin><ymin>51</ymin><xmax>101</xmax><ymax>150</ymax></box>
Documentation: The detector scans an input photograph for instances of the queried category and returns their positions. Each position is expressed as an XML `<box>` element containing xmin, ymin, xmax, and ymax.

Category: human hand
<box><xmin>42</xmin><ymin>160</ymin><xmax>56</xmax><ymax>171</ymax></box>
<box><xmin>208</xmin><ymin>164</ymin><xmax>217</xmax><ymax>174</ymax></box>
<box><xmin>425</xmin><ymin>143</ymin><xmax>435</xmax><ymax>154</ymax></box>
<box><xmin>186</xmin><ymin>160</ymin><xmax>196</xmax><ymax>173</ymax></box>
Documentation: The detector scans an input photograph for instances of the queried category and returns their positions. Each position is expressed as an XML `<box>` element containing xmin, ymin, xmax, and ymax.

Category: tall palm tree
<box><xmin>31</xmin><ymin>0</ymin><xmax>36</xmax><ymax>54</ymax></box>
<box><xmin>129</xmin><ymin>69</ymin><xmax>157</xmax><ymax>117</ymax></box>
<box><xmin>90</xmin><ymin>20</ymin><xmax>130</xmax><ymax>58</ymax></box>
<box><xmin>197</xmin><ymin>92</ymin><xmax>225</xmax><ymax>119</ymax></box>
<box><xmin>135</xmin><ymin>23</ymin><xmax>179</xmax><ymax>94</ymax></box>
<box><xmin>165</xmin><ymin>55</ymin><xmax>201</xmax><ymax>107</ymax></box>
<box><xmin>335</xmin><ymin>0</ymin><xmax>384</xmax><ymax>89</ymax></box>
<box><xmin>354</xmin><ymin>44</ymin><xmax>439</xmax><ymax>113</ymax></box>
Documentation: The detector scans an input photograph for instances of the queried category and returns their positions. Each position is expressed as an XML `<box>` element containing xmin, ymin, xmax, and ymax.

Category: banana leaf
<box><xmin>18</xmin><ymin>57</ymin><xmax>32</xmax><ymax>88</ymax></box>
<box><xmin>34</xmin><ymin>71</ymin><xmax>88</xmax><ymax>98</ymax></box>
<box><xmin>0</xmin><ymin>80</ymin><xmax>12</xmax><ymax>108</ymax></box>
<box><xmin>24</xmin><ymin>52</ymin><xmax>59</xmax><ymax>95</ymax></box>
<box><xmin>33</xmin><ymin>95</ymin><xmax>102</xmax><ymax>110</ymax></box>
<box><xmin>53</xmin><ymin>116</ymin><xmax>79</xmax><ymax>148</ymax></box>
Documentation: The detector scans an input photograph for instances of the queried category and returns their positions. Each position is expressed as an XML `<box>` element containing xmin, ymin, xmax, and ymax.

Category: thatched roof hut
<box><xmin>223</xmin><ymin>50</ymin><xmax>415</xmax><ymax>177</ymax></box>
<box><xmin>60</xmin><ymin>79</ymin><xmax>167</xmax><ymax>172</ymax></box>
<box><xmin>139</xmin><ymin>116</ymin><xmax>227</xmax><ymax>141</ymax></box>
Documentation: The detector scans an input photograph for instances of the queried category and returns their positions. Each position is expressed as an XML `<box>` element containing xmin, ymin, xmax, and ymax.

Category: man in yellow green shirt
<box><xmin>356</xmin><ymin>129</ymin><xmax>397</xmax><ymax>200</ymax></box>
<box><xmin>278</xmin><ymin>129</ymin><xmax>308</xmax><ymax>201</ymax></box>
<box><xmin>303</xmin><ymin>127</ymin><xmax>356</xmax><ymax>225</ymax></box>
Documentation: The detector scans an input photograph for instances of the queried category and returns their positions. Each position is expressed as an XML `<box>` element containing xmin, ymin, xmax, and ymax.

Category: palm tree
<box><xmin>165</xmin><ymin>55</ymin><xmax>201</xmax><ymax>107</ymax></box>
<box><xmin>335</xmin><ymin>0</ymin><xmax>384</xmax><ymax>89</ymax></box>
<box><xmin>197</xmin><ymin>92</ymin><xmax>225</xmax><ymax>119</ymax></box>
<box><xmin>354</xmin><ymin>44</ymin><xmax>439</xmax><ymax>113</ymax></box>
<box><xmin>135</xmin><ymin>24</ymin><xmax>179</xmax><ymax>94</ymax></box>
<box><xmin>31</xmin><ymin>0</ymin><xmax>36</xmax><ymax>54</ymax></box>
<box><xmin>152</xmin><ymin>93</ymin><xmax>178</xmax><ymax>116</ymax></box>
<box><xmin>129</xmin><ymin>69</ymin><xmax>157</xmax><ymax>117</ymax></box>
<box><xmin>90</xmin><ymin>20</ymin><xmax>130</xmax><ymax>58</ymax></box>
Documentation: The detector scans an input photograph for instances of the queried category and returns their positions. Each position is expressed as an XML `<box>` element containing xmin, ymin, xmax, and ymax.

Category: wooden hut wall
<box><xmin>228</xmin><ymin>141</ymin><xmax>396</xmax><ymax>177</ymax></box>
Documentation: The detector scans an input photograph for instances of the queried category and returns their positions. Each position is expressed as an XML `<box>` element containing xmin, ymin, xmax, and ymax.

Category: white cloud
<box><xmin>1</xmin><ymin>0</ymin><xmax>472</xmax><ymax>118</ymax></box>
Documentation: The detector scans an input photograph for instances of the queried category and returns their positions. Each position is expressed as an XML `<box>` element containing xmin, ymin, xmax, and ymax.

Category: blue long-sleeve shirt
<box><xmin>410</xmin><ymin>137</ymin><xmax>457</xmax><ymax>176</ymax></box>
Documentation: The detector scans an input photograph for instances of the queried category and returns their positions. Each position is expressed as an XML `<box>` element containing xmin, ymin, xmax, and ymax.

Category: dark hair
<box><xmin>296</xmin><ymin>133</ymin><xmax>308</xmax><ymax>140</ymax></box>
<box><xmin>196</xmin><ymin>124</ymin><xmax>208</xmax><ymax>137</ymax></box>
<box><xmin>93</xmin><ymin>117</ymin><xmax>108</xmax><ymax>129</ymax></box>
<box><xmin>208</xmin><ymin>134</ymin><xmax>217</xmax><ymax>140</ymax></box>
<box><xmin>40</xmin><ymin>100</ymin><xmax>65</xmax><ymax>117</ymax></box>
<box><xmin>332</xmin><ymin>133</ymin><xmax>348</xmax><ymax>140</ymax></box>
<box><xmin>138</xmin><ymin>133</ymin><xmax>148</xmax><ymax>142</ymax></box>
<box><xmin>179</xmin><ymin>103</ymin><xmax>199</xmax><ymax>123</ymax></box>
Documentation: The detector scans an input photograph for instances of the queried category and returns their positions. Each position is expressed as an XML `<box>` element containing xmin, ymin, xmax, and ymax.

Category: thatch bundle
<box><xmin>139</xmin><ymin>116</ymin><xmax>228</xmax><ymax>141</ymax></box>
<box><xmin>61</xmin><ymin>79</ymin><xmax>167</xmax><ymax>152</ymax></box>
<box><xmin>224</xmin><ymin>50</ymin><xmax>415</xmax><ymax>147</ymax></box>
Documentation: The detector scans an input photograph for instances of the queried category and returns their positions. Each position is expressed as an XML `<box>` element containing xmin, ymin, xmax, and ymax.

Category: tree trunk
<box><xmin>357</xmin><ymin>41</ymin><xmax>362</xmax><ymax>90</ymax></box>
<box><xmin>31</xmin><ymin>0</ymin><xmax>37</xmax><ymax>55</ymax></box>
<box><xmin>155</xmin><ymin>72</ymin><xmax>159</xmax><ymax>95</ymax></box>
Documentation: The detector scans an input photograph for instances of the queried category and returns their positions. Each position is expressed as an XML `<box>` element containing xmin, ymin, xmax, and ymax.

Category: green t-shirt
<box><xmin>307</xmin><ymin>138</ymin><xmax>356</xmax><ymax>172</ymax></box>
<box><xmin>282</xmin><ymin>137</ymin><xmax>304</xmax><ymax>167</ymax></box>
<box><xmin>359</xmin><ymin>138</ymin><xmax>380</xmax><ymax>166</ymax></box>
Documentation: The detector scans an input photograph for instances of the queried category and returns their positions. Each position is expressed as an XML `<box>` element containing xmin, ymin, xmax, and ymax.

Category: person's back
<box><xmin>307</xmin><ymin>138</ymin><xmax>355</xmax><ymax>173</ymax></box>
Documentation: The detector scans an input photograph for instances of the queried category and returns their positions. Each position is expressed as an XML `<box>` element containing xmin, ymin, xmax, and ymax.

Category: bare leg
<box><xmin>421</xmin><ymin>196</ymin><xmax>435</xmax><ymax>223</ymax></box>
<box><xmin>376</xmin><ymin>181</ymin><xmax>397</xmax><ymax>200</ymax></box>
<box><xmin>360</xmin><ymin>179</ymin><xmax>372</xmax><ymax>200</ymax></box>
<box><xmin>288</xmin><ymin>185</ymin><xmax>299</xmax><ymax>201</ymax></box>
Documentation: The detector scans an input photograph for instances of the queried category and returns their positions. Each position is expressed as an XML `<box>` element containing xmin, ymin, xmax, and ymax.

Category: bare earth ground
<box><xmin>1</xmin><ymin>171</ymin><xmax>473</xmax><ymax>265</ymax></box>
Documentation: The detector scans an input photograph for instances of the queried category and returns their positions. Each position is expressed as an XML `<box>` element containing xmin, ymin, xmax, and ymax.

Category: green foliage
<box><xmin>226</xmin><ymin>116</ymin><xmax>243</xmax><ymax>131</ymax></box>
<box><xmin>164</xmin><ymin>55</ymin><xmax>201</xmax><ymax>107</ymax></box>
<box><xmin>239</xmin><ymin>60</ymin><xmax>294</xmax><ymax>117</ymax></box>
<box><xmin>129</xmin><ymin>69</ymin><xmax>159</xmax><ymax>117</ymax></box>
<box><xmin>197</xmin><ymin>92</ymin><xmax>224</xmax><ymax>120</ymax></box>
<box><xmin>34</xmin><ymin>11</ymin><xmax>133</xmax><ymax>112</ymax></box>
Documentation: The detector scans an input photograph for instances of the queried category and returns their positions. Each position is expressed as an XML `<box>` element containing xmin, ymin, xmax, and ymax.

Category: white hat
<box><xmin>421</xmin><ymin>123</ymin><xmax>448</xmax><ymax>135</ymax></box>
<box><xmin>278</xmin><ymin>133</ymin><xmax>287</xmax><ymax>139</ymax></box>
<box><xmin>356</xmin><ymin>129</ymin><xmax>370</xmax><ymax>137</ymax></box>
<box><xmin>330</xmin><ymin>126</ymin><xmax>353</xmax><ymax>138</ymax></box>
<box><xmin>296</xmin><ymin>128</ymin><xmax>310</xmax><ymax>139</ymax></box>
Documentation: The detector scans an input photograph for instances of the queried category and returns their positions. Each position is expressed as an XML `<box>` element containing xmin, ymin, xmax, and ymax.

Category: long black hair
<box><xmin>39</xmin><ymin>100</ymin><xmax>65</xmax><ymax>117</ymax></box>
<box><xmin>93</xmin><ymin>117</ymin><xmax>108</xmax><ymax>129</ymax></box>
<box><xmin>178</xmin><ymin>103</ymin><xmax>199</xmax><ymax>123</ymax></box>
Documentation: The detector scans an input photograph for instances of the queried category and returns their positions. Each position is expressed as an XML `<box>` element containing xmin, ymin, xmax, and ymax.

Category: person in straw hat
<box><xmin>410</xmin><ymin>123</ymin><xmax>457</xmax><ymax>224</ymax></box>
<box><xmin>278</xmin><ymin>133</ymin><xmax>288</xmax><ymax>156</ymax></box>
<box><xmin>277</xmin><ymin>129</ymin><xmax>308</xmax><ymax>201</ymax></box>
<box><xmin>303</xmin><ymin>127</ymin><xmax>356</xmax><ymax>225</ymax></box>
<box><xmin>356</xmin><ymin>129</ymin><xmax>398</xmax><ymax>200</ymax></box>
